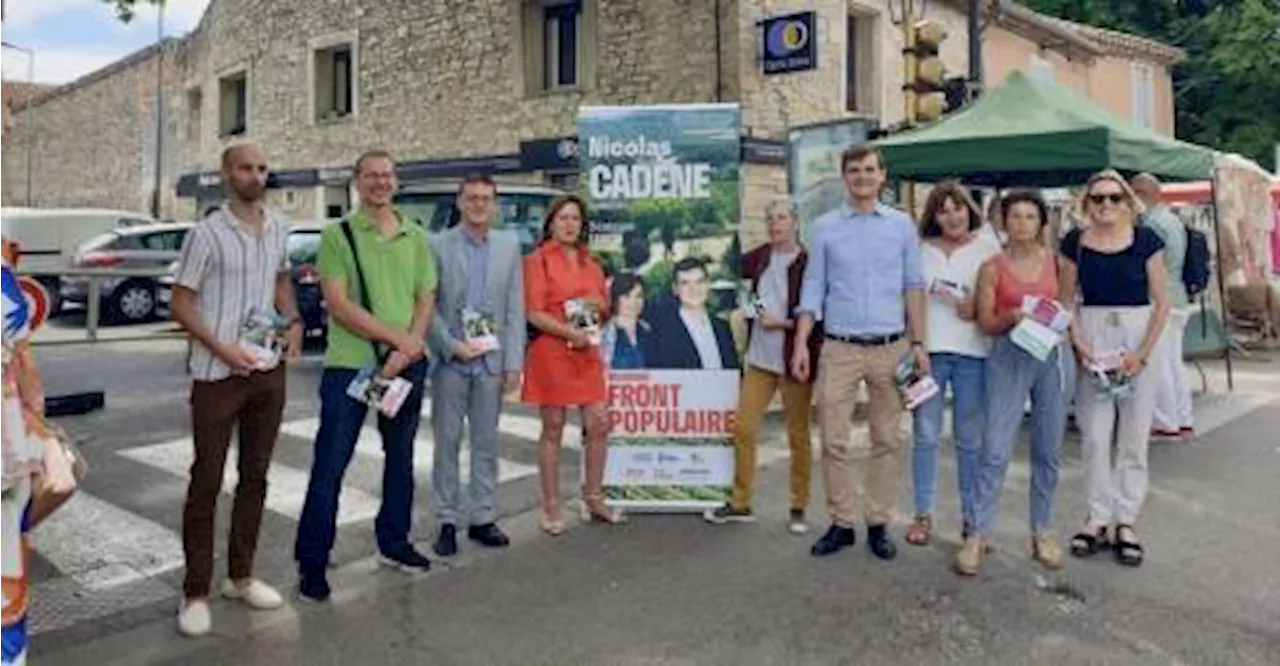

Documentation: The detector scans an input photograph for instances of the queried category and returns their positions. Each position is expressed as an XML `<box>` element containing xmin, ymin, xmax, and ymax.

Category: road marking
<box><xmin>277</xmin><ymin>417</ymin><xmax>540</xmax><ymax>483</ymax></box>
<box><xmin>117</xmin><ymin>438</ymin><xmax>382</xmax><ymax>526</ymax></box>
<box><xmin>30</xmin><ymin>492</ymin><xmax>185</xmax><ymax>590</ymax></box>
<box><xmin>421</xmin><ymin>401</ymin><xmax>579</xmax><ymax>449</ymax></box>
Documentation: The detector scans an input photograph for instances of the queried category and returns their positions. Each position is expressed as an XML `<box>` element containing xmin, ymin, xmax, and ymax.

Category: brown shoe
<box><xmin>954</xmin><ymin>535</ymin><xmax>983</xmax><ymax>576</ymax></box>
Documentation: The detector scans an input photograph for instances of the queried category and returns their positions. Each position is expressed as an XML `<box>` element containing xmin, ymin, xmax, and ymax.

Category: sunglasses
<box><xmin>1087</xmin><ymin>193</ymin><xmax>1127</xmax><ymax>205</ymax></box>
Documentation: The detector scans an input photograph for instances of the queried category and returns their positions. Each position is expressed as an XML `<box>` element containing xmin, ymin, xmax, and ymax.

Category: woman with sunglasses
<box><xmin>958</xmin><ymin>190</ymin><xmax>1075</xmax><ymax>576</ymax></box>
<box><xmin>1059</xmin><ymin>170</ymin><xmax>1170</xmax><ymax>567</ymax></box>
<box><xmin>905</xmin><ymin>182</ymin><xmax>1000</xmax><ymax>548</ymax></box>
<box><xmin>523</xmin><ymin>195</ymin><xmax>626</xmax><ymax>536</ymax></box>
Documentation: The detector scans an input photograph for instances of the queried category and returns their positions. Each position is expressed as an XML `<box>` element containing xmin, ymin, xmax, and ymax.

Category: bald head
<box><xmin>221</xmin><ymin>141</ymin><xmax>269</xmax><ymax>203</ymax></box>
<box><xmin>1130</xmin><ymin>173</ymin><xmax>1162</xmax><ymax>208</ymax></box>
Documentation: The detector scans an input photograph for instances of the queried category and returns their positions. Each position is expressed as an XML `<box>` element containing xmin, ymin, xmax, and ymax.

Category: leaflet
<box><xmin>1009</xmin><ymin>297</ymin><xmax>1071</xmax><ymax>362</ymax></box>
<box><xmin>739</xmin><ymin>289</ymin><xmax>768</xmax><ymax>319</ymax></box>
<box><xmin>239</xmin><ymin>307</ymin><xmax>287</xmax><ymax>371</ymax></box>
<box><xmin>894</xmin><ymin>350</ymin><xmax>939</xmax><ymax>411</ymax></box>
<box><xmin>1086</xmin><ymin>349</ymin><xmax>1134</xmax><ymax>399</ymax></box>
<box><xmin>462</xmin><ymin>307</ymin><xmax>500</xmax><ymax>353</ymax></box>
<box><xmin>565</xmin><ymin>298</ymin><xmax>602</xmax><ymax>346</ymax></box>
<box><xmin>345</xmin><ymin>365</ymin><xmax>413</xmax><ymax>418</ymax></box>
<box><xmin>927</xmin><ymin>278</ymin><xmax>968</xmax><ymax>303</ymax></box>
<box><xmin>1020</xmin><ymin>296</ymin><xmax>1071</xmax><ymax>333</ymax></box>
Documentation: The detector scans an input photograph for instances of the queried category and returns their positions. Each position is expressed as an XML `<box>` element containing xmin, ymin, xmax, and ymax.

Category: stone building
<box><xmin>3</xmin><ymin>0</ymin><xmax>1184</xmax><ymax>241</ymax></box>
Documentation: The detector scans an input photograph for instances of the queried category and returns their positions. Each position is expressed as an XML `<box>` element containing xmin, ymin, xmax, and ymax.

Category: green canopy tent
<box><xmin>874</xmin><ymin>70</ymin><xmax>1216</xmax><ymax>187</ymax></box>
<box><xmin>875</xmin><ymin>70</ymin><xmax>1233</xmax><ymax>389</ymax></box>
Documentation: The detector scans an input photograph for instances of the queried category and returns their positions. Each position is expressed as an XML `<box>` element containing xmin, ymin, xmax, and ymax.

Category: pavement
<box><xmin>21</xmin><ymin>332</ymin><xmax>1280</xmax><ymax>665</ymax></box>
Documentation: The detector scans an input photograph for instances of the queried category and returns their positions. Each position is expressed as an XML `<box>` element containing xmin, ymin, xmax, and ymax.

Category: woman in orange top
<box><xmin>523</xmin><ymin>195</ymin><xmax>625</xmax><ymax>535</ymax></box>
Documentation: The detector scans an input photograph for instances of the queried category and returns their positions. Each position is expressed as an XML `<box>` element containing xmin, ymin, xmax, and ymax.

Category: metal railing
<box><xmin>17</xmin><ymin>267</ymin><xmax>181</xmax><ymax>344</ymax></box>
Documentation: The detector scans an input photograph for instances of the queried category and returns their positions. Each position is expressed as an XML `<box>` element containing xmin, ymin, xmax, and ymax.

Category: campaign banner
<box><xmin>578</xmin><ymin>104</ymin><xmax>743</xmax><ymax>511</ymax></box>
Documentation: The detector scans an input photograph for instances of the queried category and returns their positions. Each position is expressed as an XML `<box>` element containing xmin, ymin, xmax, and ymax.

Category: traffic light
<box><xmin>904</xmin><ymin>19</ymin><xmax>948</xmax><ymax>124</ymax></box>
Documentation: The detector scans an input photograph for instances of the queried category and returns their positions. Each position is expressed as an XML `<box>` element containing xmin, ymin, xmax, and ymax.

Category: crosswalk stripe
<box><xmin>117</xmin><ymin>437</ymin><xmax>383</xmax><ymax>526</ymax></box>
<box><xmin>276</xmin><ymin>416</ymin><xmax>541</xmax><ymax>483</ymax></box>
<box><xmin>30</xmin><ymin>491</ymin><xmax>185</xmax><ymax>591</ymax></box>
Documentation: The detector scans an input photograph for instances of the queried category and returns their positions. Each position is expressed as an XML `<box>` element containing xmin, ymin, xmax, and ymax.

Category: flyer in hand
<box><xmin>927</xmin><ymin>278</ymin><xmax>968</xmax><ymax>303</ymax></box>
<box><xmin>239</xmin><ymin>307</ymin><xmax>287</xmax><ymax>371</ymax></box>
<box><xmin>894</xmin><ymin>350</ymin><xmax>939</xmax><ymax>411</ymax></box>
<box><xmin>462</xmin><ymin>307</ymin><xmax>500</xmax><ymax>353</ymax></box>
<box><xmin>565</xmin><ymin>298</ymin><xmax>602</xmax><ymax>346</ymax></box>
<box><xmin>1009</xmin><ymin>296</ymin><xmax>1071</xmax><ymax>362</ymax></box>
<box><xmin>345</xmin><ymin>365</ymin><xmax>413</xmax><ymax>417</ymax></box>
<box><xmin>739</xmin><ymin>288</ymin><xmax>768</xmax><ymax>319</ymax></box>
<box><xmin>1086</xmin><ymin>349</ymin><xmax>1134</xmax><ymax>399</ymax></box>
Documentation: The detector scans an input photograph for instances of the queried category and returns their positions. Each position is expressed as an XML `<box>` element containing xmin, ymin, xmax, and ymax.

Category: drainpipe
<box><xmin>968</xmin><ymin>0</ymin><xmax>983</xmax><ymax>97</ymax></box>
<box><xmin>713</xmin><ymin>0</ymin><xmax>723</xmax><ymax>102</ymax></box>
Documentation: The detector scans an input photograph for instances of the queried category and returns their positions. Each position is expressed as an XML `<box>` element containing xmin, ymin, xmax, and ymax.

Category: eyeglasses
<box><xmin>1087</xmin><ymin>193</ymin><xmax>1127</xmax><ymax>205</ymax></box>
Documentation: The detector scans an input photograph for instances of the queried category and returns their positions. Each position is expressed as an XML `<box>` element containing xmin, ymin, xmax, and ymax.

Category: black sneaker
<box><xmin>467</xmin><ymin>523</ymin><xmax>510</xmax><ymax>548</ymax></box>
<box><xmin>433</xmin><ymin>524</ymin><xmax>458</xmax><ymax>557</ymax></box>
<box><xmin>810</xmin><ymin>524</ymin><xmax>856</xmax><ymax>557</ymax></box>
<box><xmin>297</xmin><ymin>569</ymin><xmax>331</xmax><ymax>603</ymax></box>
<box><xmin>380</xmin><ymin>545</ymin><xmax>431</xmax><ymax>573</ymax></box>
<box><xmin>787</xmin><ymin>509</ymin><xmax>810</xmax><ymax>535</ymax></box>
<box><xmin>703</xmin><ymin>505</ymin><xmax>756</xmax><ymax>524</ymax></box>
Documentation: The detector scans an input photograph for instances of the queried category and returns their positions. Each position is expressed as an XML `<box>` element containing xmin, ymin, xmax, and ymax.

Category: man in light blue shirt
<box><xmin>1131</xmin><ymin>173</ymin><xmax>1194</xmax><ymax>437</ymax></box>
<box><xmin>792</xmin><ymin>144</ymin><xmax>929</xmax><ymax>562</ymax></box>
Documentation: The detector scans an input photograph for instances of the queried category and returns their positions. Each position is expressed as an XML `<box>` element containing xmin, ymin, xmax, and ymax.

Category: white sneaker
<box><xmin>176</xmin><ymin>599</ymin><xmax>211</xmax><ymax>637</ymax></box>
<box><xmin>221</xmin><ymin>579</ymin><xmax>284</xmax><ymax>610</ymax></box>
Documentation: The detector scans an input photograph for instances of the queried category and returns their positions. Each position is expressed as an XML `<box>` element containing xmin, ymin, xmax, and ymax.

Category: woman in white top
<box><xmin>905</xmin><ymin>182</ymin><xmax>1001</xmax><ymax>547</ymax></box>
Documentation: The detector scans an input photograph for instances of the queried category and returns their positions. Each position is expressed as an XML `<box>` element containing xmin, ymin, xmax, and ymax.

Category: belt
<box><xmin>825</xmin><ymin>332</ymin><xmax>905</xmax><ymax>347</ymax></box>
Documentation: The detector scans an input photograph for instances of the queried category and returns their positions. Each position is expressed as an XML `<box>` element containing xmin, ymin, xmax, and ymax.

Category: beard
<box><xmin>230</xmin><ymin>180</ymin><xmax>266</xmax><ymax>202</ymax></box>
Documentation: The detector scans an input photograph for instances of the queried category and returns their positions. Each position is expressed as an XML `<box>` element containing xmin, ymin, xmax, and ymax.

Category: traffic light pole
<box><xmin>900</xmin><ymin>0</ymin><xmax>917</xmax><ymax>214</ymax></box>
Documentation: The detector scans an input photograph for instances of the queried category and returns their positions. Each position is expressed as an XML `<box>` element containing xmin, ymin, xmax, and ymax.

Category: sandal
<box><xmin>581</xmin><ymin>494</ymin><xmax>628</xmax><ymax>525</ymax></box>
<box><xmin>1070</xmin><ymin>526</ymin><xmax>1110</xmax><ymax>558</ymax></box>
<box><xmin>1112</xmin><ymin>524</ymin><xmax>1144</xmax><ymax>567</ymax></box>
<box><xmin>540</xmin><ymin>504</ymin><xmax>566</xmax><ymax>537</ymax></box>
<box><xmin>905</xmin><ymin>514</ymin><xmax>932</xmax><ymax>546</ymax></box>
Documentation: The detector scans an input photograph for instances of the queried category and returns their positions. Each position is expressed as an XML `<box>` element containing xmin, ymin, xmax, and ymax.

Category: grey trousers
<box><xmin>430</xmin><ymin>368</ymin><xmax>503</xmax><ymax>526</ymax></box>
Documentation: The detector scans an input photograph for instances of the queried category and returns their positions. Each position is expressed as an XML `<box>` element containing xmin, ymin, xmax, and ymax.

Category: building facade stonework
<box><xmin>4</xmin><ymin>0</ymin><xmax>1184</xmax><ymax>238</ymax></box>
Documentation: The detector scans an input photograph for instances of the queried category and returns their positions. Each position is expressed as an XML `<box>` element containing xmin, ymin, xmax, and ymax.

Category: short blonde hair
<box><xmin>1077</xmin><ymin>169</ymin><xmax>1146</xmax><ymax>222</ymax></box>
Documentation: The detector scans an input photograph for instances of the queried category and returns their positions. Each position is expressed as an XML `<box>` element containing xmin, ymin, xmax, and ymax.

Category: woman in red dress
<box><xmin>523</xmin><ymin>195</ymin><xmax>625</xmax><ymax>535</ymax></box>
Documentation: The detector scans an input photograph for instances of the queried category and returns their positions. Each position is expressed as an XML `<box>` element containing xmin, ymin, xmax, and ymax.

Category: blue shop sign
<box><xmin>761</xmin><ymin>11</ymin><xmax>816</xmax><ymax>75</ymax></box>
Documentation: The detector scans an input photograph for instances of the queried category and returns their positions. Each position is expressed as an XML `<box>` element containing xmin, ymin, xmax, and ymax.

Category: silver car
<box><xmin>62</xmin><ymin>222</ymin><xmax>194</xmax><ymax>324</ymax></box>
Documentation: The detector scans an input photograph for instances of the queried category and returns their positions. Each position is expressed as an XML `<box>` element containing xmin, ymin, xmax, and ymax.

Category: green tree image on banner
<box><xmin>578</xmin><ymin>104</ymin><xmax>744</xmax><ymax>512</ymax></box>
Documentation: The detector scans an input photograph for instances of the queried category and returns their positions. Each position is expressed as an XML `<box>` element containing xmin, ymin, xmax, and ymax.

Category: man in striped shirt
<box><xmin>170</xmin><ymin>141</ymin><xmax>302</xmax><ymax>637</ymax></box>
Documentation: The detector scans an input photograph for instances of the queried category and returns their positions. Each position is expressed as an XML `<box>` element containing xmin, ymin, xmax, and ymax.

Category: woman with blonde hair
<box><xmin>1059</xmin><ymin>170</ymin><xmax>1170</xmax><ymax>567</ymax></box>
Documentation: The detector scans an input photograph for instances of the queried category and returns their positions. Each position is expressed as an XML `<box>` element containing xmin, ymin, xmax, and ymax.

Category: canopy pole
<box><xmin>1208</xmin><ymin>167</ymin><xmax>1234</xmax><ymax>392</ymax></box>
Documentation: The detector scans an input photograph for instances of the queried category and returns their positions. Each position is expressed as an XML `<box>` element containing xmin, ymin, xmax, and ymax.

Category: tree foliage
<box><xmin>1025</xmin><ymin>0</ymin><xmax>1280</xmax><ymax>171</ymax></box>
<box><xmin>104</xmin><ymin>0</ymin><xmax>164</xmax><ymax>23</ymax></box>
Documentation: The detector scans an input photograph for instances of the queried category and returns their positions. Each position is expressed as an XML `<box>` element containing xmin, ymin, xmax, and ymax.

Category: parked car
<box><xmin>1</xmin><ymin>207</ymin><xmax>158</xmax><ymax>315</ymax></box>
<box><xmin>393</xmin><ymin>182</ymin><xmax>566</xmax><ymax>255</ymax></box>
<box><xmin>62</xmin><ymin>222</ymin><xmax>193</xmax><ymax>324</ymax></box>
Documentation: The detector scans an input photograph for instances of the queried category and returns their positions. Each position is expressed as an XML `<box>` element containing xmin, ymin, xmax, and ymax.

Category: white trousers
<box><xmin>1074</xmin><ymin>306</ymin><xmax>1159</xmax><ymax>530</ymax></box>
<box><xmin>1152</xmin><ymin>308</ymin><xmax>1194</xmax><ymax>431</ymax></box>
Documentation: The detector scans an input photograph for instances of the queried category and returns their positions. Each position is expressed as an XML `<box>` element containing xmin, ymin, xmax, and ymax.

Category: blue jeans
<box><xmin>911</xmin><ymin>353</ymin><xmax>985</xmax><ymax>527</ymax></box>
<box><xmin>973</xmin><ymin>336</ymin><xmax>1075</xmax><ymax>536</ymax></box>
<box><xmin>294</xmin><ymin>361</ymin><xmax>428</xmax><ymax>571</ymax></box>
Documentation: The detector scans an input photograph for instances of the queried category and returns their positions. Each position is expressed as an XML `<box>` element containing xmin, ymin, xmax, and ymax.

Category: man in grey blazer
<box><xmin>426</xmin><ymin>174</ymin><xmax>526</xmax><ymax>556</ymax></box>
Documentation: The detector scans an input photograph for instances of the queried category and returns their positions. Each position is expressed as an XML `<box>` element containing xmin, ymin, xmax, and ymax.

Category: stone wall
<box><xmin>2</xmin><ymin>44</ymin><xmax>183</xmax><ymax>216</ymax></box>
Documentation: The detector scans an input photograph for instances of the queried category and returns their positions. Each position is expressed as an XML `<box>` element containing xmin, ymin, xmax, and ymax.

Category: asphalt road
<box><xmin>23</xmin><ymin>338</ymin><xmax>1280</xmax><ymax>665</ymax></box>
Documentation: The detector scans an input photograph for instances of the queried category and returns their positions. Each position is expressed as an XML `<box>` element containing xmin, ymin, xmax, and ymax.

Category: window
<box><xmin>287</xmin><ymin>231</ymin><xmax>322</xmax><ymax>267</ymax></box>
<box><xmin>845</xmin><ymin>12</ymin><xmax>876</xmax><ymax>113</ymax></box>
<box><xmin>139</xmin><ymin>230</ymin><xmax>187</xmax><ymax>251</ymax></box>
<box><xmin>314</xmin><ymin>43</ymin><xmax>355</xmax><ymax>121</ymax></box>
<box><xmin>522</xmin><ymin>0</ymin><xmax>593</xmax><ymax>94</ymax></box>
<box><xmin>323</xmin><ymin>184</ymin><xmax>351</xmax><ymax>219</ymax></box>
<box><xmin>1028</xmin><ymin>54</ymin><xmax>1054</xmax><ymax>84</ymax></box>
<box><xmin>543</xmin><ymin>2</ymin><xmax>580</xmax><ymax>89</ymax></box>
<box><xmin>218</xmin><ymin>71</ymin><xmax>248</xmax><ymax>136</ymax></box>
<box><xmin>1131</xmin><ymin>62</ymin><xmax>1154</xmax><ymax>129</ymax></box>
<box><xmin>186</xmin><ymin>88</ymin><xmax>202</xmax><ymax>141</ymax></box>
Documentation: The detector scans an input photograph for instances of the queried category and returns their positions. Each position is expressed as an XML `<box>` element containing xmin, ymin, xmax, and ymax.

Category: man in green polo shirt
<box><xmin>295</xmin><ymin>150</ymin><xmax>437</xmax><ymax>602</ymax></box>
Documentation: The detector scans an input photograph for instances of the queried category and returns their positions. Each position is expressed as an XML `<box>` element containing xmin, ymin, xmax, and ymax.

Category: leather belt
<box><xmin>825</xmin><ymin>332</ymin><xmax>905</xmax><ymax>347</ymax></box>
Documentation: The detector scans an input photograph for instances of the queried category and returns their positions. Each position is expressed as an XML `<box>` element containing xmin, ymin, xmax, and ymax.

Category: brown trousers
<box><xmin>182</xmin><ymin>366</ymin><xmax>286</xmax><ymax>598</ymax></box>
<box><xmin>730</xmin><ymin>366</ymin><xmax>813</xmax><ymax>512</ymax></box>
<box><xmin>816</xmin><ymin>339</ymin><xmax>906</xmax><ymax>527</ymax></box>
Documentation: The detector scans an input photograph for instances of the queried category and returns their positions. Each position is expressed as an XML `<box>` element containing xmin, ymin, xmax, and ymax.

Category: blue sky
<box><xmin>2</xmin><ymin>0</ymin><xmax>209</xmax><ymax>84</ymax></box>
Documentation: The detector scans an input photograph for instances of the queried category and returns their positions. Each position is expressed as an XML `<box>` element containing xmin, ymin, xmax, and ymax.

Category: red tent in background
<box><xmin>1161</xmin><ymin>179</ymin><xmax>1280</xmax><ymax>208</ymax></box>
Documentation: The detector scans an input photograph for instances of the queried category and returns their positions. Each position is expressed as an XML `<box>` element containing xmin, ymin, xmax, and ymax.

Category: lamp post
<box><xmin>2</xmin><ymin>40</ymin><xmax>36</xmax><ymax>206</ymax></box>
